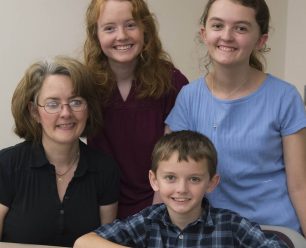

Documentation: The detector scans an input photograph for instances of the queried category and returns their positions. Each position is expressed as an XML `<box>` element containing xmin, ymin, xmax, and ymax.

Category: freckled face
<box><xmin>97</xmin><ymin>0</ymin><xmax>144</xmax><ymax>67</ymax></box>
<box><xmin>201</xmin><ymin>0</ymin><xmax>267</xmax><ymax>67</ymax></box>
<box><xmin>34</xmin><ymin>75</ymin><xmax>88</xmax><ymax>147</ymax></box>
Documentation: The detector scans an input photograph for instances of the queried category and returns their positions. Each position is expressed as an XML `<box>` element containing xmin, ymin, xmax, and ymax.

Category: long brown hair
<box><xmin>84</xmin><ymin>0</ymin><xmax>174</xmax><ymax>105</ymax></box>
<box><xmin>200</xmin><ymin>0</ymin><xmax>270</xmax><ymax>72</ymax></box>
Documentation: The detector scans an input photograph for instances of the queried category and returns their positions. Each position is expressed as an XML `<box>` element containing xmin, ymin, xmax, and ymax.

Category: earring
<box><xmin>140</xmin><ymin>52</ymin><xmax>145</xmax><ymax>62</ymax></box>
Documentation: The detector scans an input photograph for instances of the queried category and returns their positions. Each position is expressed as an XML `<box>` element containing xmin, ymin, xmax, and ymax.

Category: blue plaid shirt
<box><xmin>95</xmin><ymin>198</ymin><xmax>287</xmax><ymax>247</ymax></box>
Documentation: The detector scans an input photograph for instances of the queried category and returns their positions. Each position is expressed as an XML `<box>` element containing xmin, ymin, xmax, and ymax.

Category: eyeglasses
<box><xmin>37</xmin><ymin>98</ymin><xmax>87</xmax><ymax>114</ymax></box>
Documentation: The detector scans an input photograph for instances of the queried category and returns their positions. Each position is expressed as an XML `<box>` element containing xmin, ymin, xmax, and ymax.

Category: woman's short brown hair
<box><xmin>11</xmin><ymin>56</ymin><xmax>102</xmax><ymax>143</ymax></box>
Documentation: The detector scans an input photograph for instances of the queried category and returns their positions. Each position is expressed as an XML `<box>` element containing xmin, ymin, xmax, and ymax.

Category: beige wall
<box><xmin>0</xmin><ymin>0</ymin><xmax>304</xmax><ymax>148</ymax></box>
<box><xmin>285</xmin><ymin>0</ymin><xmax>306</xmax><ymax>96</ymax></box>
<box><xmin>148</xmin><ymin>0</ymin><xmax>289</xmax><ymax>80</ymax></box>
<box><xmin>0</xmin><ymin>0</ymin><xmax>91</xmax><ymax>148</ymax></box>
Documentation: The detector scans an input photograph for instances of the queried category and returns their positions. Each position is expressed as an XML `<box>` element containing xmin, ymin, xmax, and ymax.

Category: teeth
<box><xmin>218</xmin><ymin>46</ymin><xmax>235</xmax><ymax>52</ymax></box>
<box><xmin>115</xmin><ymin>45</ymin><xmax>132</xmax><ymax>50</ymax></box>
<box><xmin>173</xmin><ymin>198</ymin><xmax>189</xmax><ymax>202</ymax></box>
<box><xmin>58</xmin><ymin>123</ymin><xmax>74</xmax><ymax>128</ymax></box>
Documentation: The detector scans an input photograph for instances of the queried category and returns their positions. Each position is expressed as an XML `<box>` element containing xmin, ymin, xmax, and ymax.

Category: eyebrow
<box><xmin>208</xmin><ymin>17</ymin><xmax>252</xmax><ymax>26</ymax></box>
<box><xmin>43</xmin><ymin>95</ymin><xmax>79</xmax><ymax>101</ymax></box>
<box><xmin>99</xmin><ymin>18</ymin><xmax>135</xmax><ymax>26</ymax></box>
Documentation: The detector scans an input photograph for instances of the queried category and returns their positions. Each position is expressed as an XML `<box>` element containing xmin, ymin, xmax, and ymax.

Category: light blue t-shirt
<box><xmin>165</xmin><ymin>74</ymin><xmax>306</xmax><ymax>232</ymax></box>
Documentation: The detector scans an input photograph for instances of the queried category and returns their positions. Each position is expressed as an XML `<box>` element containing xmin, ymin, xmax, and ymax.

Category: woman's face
<box><xmin>200</xmin><ymin>0</ymin><xmax>267</xmax><ymax>68</ymax></box>
<box><xmin>97</xmin><ymin>0</ymin><xmax>144</xmax><ymax>68</ymax></box>
<box><xmin>32</xmin><ymin>75</ymin><xmax>88</xmax><ymax>147</ymax></box>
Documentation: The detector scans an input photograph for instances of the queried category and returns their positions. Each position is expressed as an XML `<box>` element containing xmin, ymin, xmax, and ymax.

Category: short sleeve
<box><xmin>0</xmin><ymin>151</ymin><xmax>14</xmax><ymax>207</ymax></box>
<box><xmin>165</xmin><ymin>85</ymin><xmax>192</xmax><ymax>131</ymax></box>
<box><xmin>279</xmin><ymin>86</ymin><xmax>306</xmax><ymax>136</ymax></box>
<box><xmin>163</xmin><ymin>68</ymin><xmax>189</xmax><ymax>119</ymax></box>
<box><xmin>96</xmin><ymin>155</ymin><xmax>120</xmax><ymax>206</ymax></box>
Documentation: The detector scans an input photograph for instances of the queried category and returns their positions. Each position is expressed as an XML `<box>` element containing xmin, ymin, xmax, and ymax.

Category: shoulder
<box><xmin>79</xmin><ymin>141</ymin><xmax>119</xmax><ymax>172</ymax></box>
<box><xmin>262</xmin><ymin>74</ymin><xmax>305</xmax><ymax>113</ymax></box>
<box><xmin>183</xmin><ymin>77</ymin><xmax>204</xmax><ymax>89</ymax></box>
<box><xmin>135</xmin><ymin>203</ymin><xmax>166</xmax><ymax>221</ymax></box>
<box><xmin>265</xmin><ymin>74</ymin><xmax>299</xmax><ymax>95</ymax></box>
<box><xmin>208</xmin><ymin>206</ymin><xmax>259</xmax><ymax>236</ymax></box>
<box><xmin>204</xmin><ymin>199</ymin><xmax>256</xmax><ymax>232</ymax></box>
<box><xmin>0</xmin><ymin>141</ymin><xmax>36</xmax><ymax>175</ymax></box>
<box><xmin>170</xmin><ymin>67</ymin><xmax>189</xmax><ymax>90</ymax></box>
<box><xmin>0</xmin><ymin>141</ymin><xmax>33</xmax><ymax>161</ymax></box>
<box><xmin>208</xmin><ymin>204</ymin><xmax>251</xmax><ymax>226</ymax></box>
<box><xmin>176</xmin><ymin>77</ymin><xmax>206</xmax><ymax>98</ymax></box>
<box><xmin>99</xmin><ymin>205</ymin><xmax>165</xmax><ymax>232</ymax></box>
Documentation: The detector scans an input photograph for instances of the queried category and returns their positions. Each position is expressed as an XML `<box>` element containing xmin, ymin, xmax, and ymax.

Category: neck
<box><xmin>42</xmin><ymin>140</ymin><xmax>80</xmax><ymax>167</ymax></box>
<box><xmin>207</xmin><ymin>66</ymin><xmax>256</xmax><ymax>99</ymax></box>
<box><xmin>109</xmin><ymin>59</ymin><xmax>137</xmax><ymax>85</ymax></box>
<box><xmin>212</xmin><ymin>64</ymin><xmax>251</xmax><ymax>89</ymax></box>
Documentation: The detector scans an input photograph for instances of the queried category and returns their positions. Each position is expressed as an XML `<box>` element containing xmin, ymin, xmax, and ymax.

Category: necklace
<box><xmin>210</xmin><ymin>74</ymin><xmax>249</xmax><ymax>129</ymax></box>
<box><xmin>210</xmin><ymin>74</ymin><xmax>249</xmax><ymax>100</ymax></box>
<box><xmin>56</xmin><ymin>152</ymin><xmax>79</xmax><ymax>182</ymax></box>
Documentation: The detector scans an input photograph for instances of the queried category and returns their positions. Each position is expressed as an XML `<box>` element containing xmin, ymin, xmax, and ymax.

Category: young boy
<box><xmin>74</xmin><ymin>131</ymin><xmax>287</xmax><ymax>248</ymax></box>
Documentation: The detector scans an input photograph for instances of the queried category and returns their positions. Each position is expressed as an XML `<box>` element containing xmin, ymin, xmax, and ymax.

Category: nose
<box><xmin>59</xmin><ymin>103</ymin><xmax>73</xmax><ymax>115</ymax></box>
<box><xmin>221</xmin><ymin>27</ymin><xmax>233</xmax><ymax>41</ymax></box>
<box><xmin>117</xmin><ymin>26</ymin><xmax>128</xmax><ymax>40</ymax></box>
<box><xmin>176</xmin><ymin>179</ymin><xmax>188</xmax><ymax>193</ymax></box>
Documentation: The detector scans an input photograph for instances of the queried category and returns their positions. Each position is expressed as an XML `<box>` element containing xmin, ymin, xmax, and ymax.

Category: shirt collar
<box><xmin>159</xmin><ymin>197</ymin><xmax>215</xmax><ymax>234</ymax></box>
<box><xmin>29</xmin><ymin>142</ymin><xmax>49</xmax><ymax>168</ymax></box>
<box><xmin>28</xmin><ymin>140</ymin><xmax>96</xmax><ymax>177</ymax></box>
<box><xmin>74</xmin><ymin>140</ymin><xmax>98</xmax><ymax>177</ymax></box>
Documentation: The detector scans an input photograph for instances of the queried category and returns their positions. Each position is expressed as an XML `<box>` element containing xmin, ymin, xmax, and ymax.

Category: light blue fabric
<box><xmin>166</xmin><ymin>74</ymin><xmax>306</xmax><ymax>232</ymax></box>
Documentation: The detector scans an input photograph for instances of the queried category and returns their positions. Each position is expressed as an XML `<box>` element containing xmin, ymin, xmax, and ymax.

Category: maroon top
<box><xmin>88</xmin><ymin>68</ymin><xmax>188</xmax><ymax>219</ymax></box>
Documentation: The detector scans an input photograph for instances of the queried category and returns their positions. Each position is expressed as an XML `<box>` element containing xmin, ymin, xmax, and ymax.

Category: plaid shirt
<box><xmin>95</xmin><ymin>198</ymin><xmax>288</xmax><ymax>247</ymax></box>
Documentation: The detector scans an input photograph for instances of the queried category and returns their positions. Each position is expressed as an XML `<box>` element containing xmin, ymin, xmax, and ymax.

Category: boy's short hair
<box><xmin>151</xmin><ymin>130</ymin><xmax>218</xmax><ymax>178</ymax></box>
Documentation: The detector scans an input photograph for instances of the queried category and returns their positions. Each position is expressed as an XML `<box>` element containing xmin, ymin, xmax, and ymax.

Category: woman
<box><xmin>84</xmin><ymin>0</ymin><xmax>188</xmax><ymax>219</ymax></box>
<box><xmin>0</xmin><ymin>56</ymin><xmax>120</xmax><ymax>246</ymax></box>
<box><xmin>166</xmin><ymin>0</ymin><xmax>306</xmax><ymax>236</ymax></box>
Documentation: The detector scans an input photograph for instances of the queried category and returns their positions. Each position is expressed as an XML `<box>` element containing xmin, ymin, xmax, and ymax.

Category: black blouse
<box><xmin>0</xmin><ymin>140</ymin><xmax>119</xmax><ymax>247</ymax></box>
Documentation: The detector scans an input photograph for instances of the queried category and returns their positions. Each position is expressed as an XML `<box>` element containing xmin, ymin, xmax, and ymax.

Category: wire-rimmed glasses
<box><xmin>37</xmin><ymin>98</ymin><xmax>87</xmax><ymax>114</ymax></box>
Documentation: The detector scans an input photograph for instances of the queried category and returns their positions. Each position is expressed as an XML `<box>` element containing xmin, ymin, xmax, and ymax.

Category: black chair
<box><xmin>261</xmin><ymin>225</ymin><xmax>306</xmax><ymax>248</ymax></box>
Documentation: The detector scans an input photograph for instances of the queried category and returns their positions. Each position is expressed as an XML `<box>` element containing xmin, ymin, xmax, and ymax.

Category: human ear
<box><xmin>28</xmin><ymin>102</ymin><xmax>40</xmax><ymax>123</ymax></box>
<box><xmin>200</xmin><ymin>27</ymin><xmax>207</xmax><ymax>44</ymax></box>
<box><xmin>149</xmin><ymin>170</ymin><xmax>159</xmax><ymax>192</ymax></box>
<box><xmin>256</xmin><ymin>33</ymin><xmax>268</xmax><ymax>50</ymax></box>
<box><xmin>206</xmin><ymin>174</ymin><xmax>220</xmax><ymax>193</ymax></box>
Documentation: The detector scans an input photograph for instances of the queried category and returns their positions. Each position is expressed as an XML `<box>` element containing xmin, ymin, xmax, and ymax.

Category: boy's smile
<box><xmin>149</xmin><ymin>151</ymin><xmax>219</xmax><ymax>230</ymax></box>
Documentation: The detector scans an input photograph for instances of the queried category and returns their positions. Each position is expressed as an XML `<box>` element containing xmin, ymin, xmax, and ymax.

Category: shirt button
<box><xmin>60</xmin><ymin>209</ymin><xmax>64</xmax><ymax>215</ymax></box>
<box><xmin>178</xmin><ymin>234</ymin><xmax>184</xmax><ymax>239</ymax></box>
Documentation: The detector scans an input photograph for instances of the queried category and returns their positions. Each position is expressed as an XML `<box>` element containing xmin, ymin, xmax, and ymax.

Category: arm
<box><xmin>283</xmin><ymin>128</ymin><xmax>306</xmax><ymax>237</ymax></box>
<box><xmin>73</xmin><ymin>232</ymin><xmax>130</xmax><ymax>248</ymax></box>
<box><xmin>100</xmin><ymin>202</ymin><xmax>118</xmax><ymax>224</ymax></box>
<box><xmin>164</xmin><ymin>125</ymin><xmax>172</xmax><ymax>135</ymax></box>
<box><xmin>0</xmin><ymin>203</ymin><xmax>9</xmax><ymax>240</ymax></box>
<box><xmin>235</xmin><ymin>218</ymin><xmax>289</xmax><ymax>247</ymax></box>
